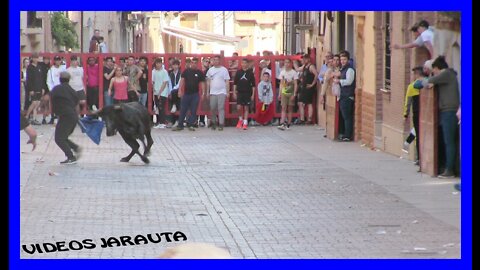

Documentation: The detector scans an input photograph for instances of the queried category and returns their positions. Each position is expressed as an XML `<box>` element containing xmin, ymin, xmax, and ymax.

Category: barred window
<box><xmin>384</xmin><ymin>12</ymin><xmax>391</xmax><ymax>90</ymax></box>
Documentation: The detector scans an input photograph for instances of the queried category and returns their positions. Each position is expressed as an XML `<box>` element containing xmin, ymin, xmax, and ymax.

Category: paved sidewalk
<box><xmin>19</xmin><ymin>124</ymin><xmax>460</xmax><ymax>258</ymax></box>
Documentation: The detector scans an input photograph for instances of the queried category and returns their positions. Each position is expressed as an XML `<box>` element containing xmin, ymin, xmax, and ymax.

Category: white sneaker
<box><xmin>402</xmin><ymin>142</ymin><xmax>410</xmax><ymax>153</ymax></box>
<box><xmin>172</xmin><ymin>121</ymin><xmax>178</xmax><ymax>127</ymax></box>
<box><xmin>92</xmin><ymin>105</ymin><xmax>98</xmax><ymax>111</ymax></box>
<box><xmin>157</xmin><ymin>124</ymin><xmax>166</xmax><ymax>129</ymax></box>
<box><xmin>170</xmin><ymin>105</ymin><xmax>177</xmax><ymax>113</ymax></box>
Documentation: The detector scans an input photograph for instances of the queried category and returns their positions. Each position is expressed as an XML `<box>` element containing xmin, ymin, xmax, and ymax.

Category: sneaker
<box><xmin>199</xmin><ymin>122</ymin><xmax>206</xmax><ymax>127</ymax></box>
<box><xmin>170</xmin><ymin>104</ymin><xmax>177</xmax><ymax>113</ymax></box>
<box><xmin>154</xmin><ymin>124</ymin><xmax>166</xmax><ymax>129</ymax></box>
<box><xmin>218</xmin><ymin>126</ymin><xmax>224</xmax><ymax>131</ymax></box>
<box><xmin>188</xmin><ymin>126</ymin><xmax>196</xmax><ymax>131</ymax></box>
<box><xmin>438</xmin><ymin>169</ymin><xmax>455</xmax><ymax>179</ymax></box>
<box><xmin>42</xmin><ymin>119</ymin><xmax>47</xmax><ymax>125</ymax></box>
<box><xmin>413</xmin><ymin>160</ymin><xmax>419</xmax><ymax>166</ymax></box>
<box><xmin>342</xmin><ymin>137</ymin><xmax>351</xmax><ymax>142</ymax></box>
<box><xmin>277</xmin><ymin>123</ymin><xmax>286</xmax><ymax>131</ymax></box>
<box><xmin>236</xmin><ymin>120</ymin><xmax>243</xmax><ymax>129</ymax></box>
<box><xmin>48</xmin><ymin>117</ymin><xmax>55</xmax><ymax>125</ymax></box>
<box><xmin>60</xmin><ymin>157</ymin><xmax>77</xmax><ymax>165</ymax></box>
<box><xmin>243</xmin><ymin>123</ymin><xmax>248</xmax><ymax>130</ymax></box>
<box><xmin>172</xmin><ymin>121</ymin><xmax>179</xmax><ymax>128</ymax></box>
<box><xmin>402</xmin><ymin>142</ymin><xmax>410</xmax><ymax>153</ymax></box>
<box><xmin>171</xmin><ymin>126</ymin><xmax>184</xmax><ymax>131</ymax></box>
<box><xmin>31</xmin><ymin>120</ymin><xmax>41</xmax><ymax>125</ymax></box>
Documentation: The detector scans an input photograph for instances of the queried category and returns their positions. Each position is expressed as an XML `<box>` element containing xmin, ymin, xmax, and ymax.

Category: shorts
<box><xmin>76</xmin><ymin>90</ymin><xmax>86</xmax><ymax>101</ymax></box>
<box><xmin>31</xmin><ymin>92</ymin><xmax>42</xmax><ymax>101</ymax></box>
<box><xmin>299</xmin><ymin>87</ymin><xmax>315</xmax><ymax>104</ymax></box>
<box><xmin>281</xmin><ymin>93</ymin><xmax>295</xmax><ymax>107</ymax></box>
<box><xmin>237</xmin><ymin>92</ymin><xmax>252</xmax><ymax>106</ymax></box>
<box><xmin>20</xmin><ymin>113</ymin><xmax>29</xmax><ymax>130</ymax></box>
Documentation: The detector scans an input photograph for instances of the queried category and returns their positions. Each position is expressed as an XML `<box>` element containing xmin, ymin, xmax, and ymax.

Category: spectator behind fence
<box><xmin>171</xmin><ymin>58</ymin><xmax>206</xmax><ymax>131</ymax></box>
<box><xmin>206</xmin><ymin>55</ymin><xmax>230</xmax><ymax>131</ymax></box>
<box><xmin>234</xmin><ymin>58</ymin><xmax>256</xmax><ymax>130</ymax></box>
<box><xmin>102</xmin><ymin>57</ymin><xmax>115</xmax><ymax>106</ymax></box>
<box><xmin>46</xmin><ymin>55</ymin><xmax>67</xmax><ymax>123</ymax></box>
<box><xmin>256</xmin><ymin>72</ymin><xmax>275</xmax><ymax>125</ymax></box>
<box><xmin>66</xmin><ymin>55</ymin><xmax>87</xmax><ymax>115</ymax></box>
<box><xmin>85</xmin><ymin>57</ymin><xmax>100</xmax><ymax>110</ymax></box>
<box><xmin>298</xmin><ymin>54</ymin><xmax>318</xmax><ymax>125</ymax></box>
<box><xmin>108</xmin><ymin>67</ymin><xmax>129</xmax><ymax>104</ymax></box>
<box><xmin>124</xmin><ymin>56</ymin><xmax>143</xmax><ymax>102</ymax></box>
<box><xmin>169</xmin><ymin>59</ymin><xmax>182</xmax><ymax>127</ymax></box>
<box><xmin>138</xmin><ymin>56</ymin><xmax>149</xmax><ymax>107</ymax></box>
<box><xmin>393</xmin><ymin>20</ymin><xmax>435</xmax><ymax>59</ymax></box>
<box><xmin>277</xmin><ymin>58</ymin><xmax>298</xmax><ymax>131</ymax></box>
<box><xmin>152</xmin><ymin>58</ymin><xmax>170</xmax><ymax>129</ymax></box>
<box><xmin>422</xmin><ymin>56</ymin><xmax>460</xmax><ymax>178</ymax></box>
<box><xmin>25</xmin><ymin>53</ymin><xmax>44</xmax><ymax>125</ymax></box>
<box><xmin>21</xmin><ymin>57</ymin><xmax>30</xmax><ymax>111</ymax></box>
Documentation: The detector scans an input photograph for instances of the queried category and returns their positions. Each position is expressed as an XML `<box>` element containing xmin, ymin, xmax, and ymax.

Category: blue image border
<box><xmin>10</xmin><ymin>1</ymin><xmax>471</xmax><ymax>269</ymax></box>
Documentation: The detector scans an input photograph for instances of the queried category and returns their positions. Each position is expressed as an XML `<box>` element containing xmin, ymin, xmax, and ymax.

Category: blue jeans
<box><xmin>139</xmin><ymin>93</ymin><xmax>148</xmax><ymax>107</ymax></box>
<box><xmin>339</xmin><ymin>96</ymin><xmax>354</xmax><ymax>139</ymax></box>
<box><xmin>178</xmin><ymin>92</ymin><xmax>199</xmax><ymax>128</ymax></box>
<box><xmin>440</xmin><ymin>110</ymin><xmax>458</xmax><ymax>171</ymax></box>
<box><xmin>103</xmin><ymin>91</ymin><xmax>113</xmax><ymax>107</ymax></box>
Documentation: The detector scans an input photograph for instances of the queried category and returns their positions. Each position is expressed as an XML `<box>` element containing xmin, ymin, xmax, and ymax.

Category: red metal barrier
<box><xmin>20</xmin><ymin>52</ymin><xmax>311</xmax><ymax>124</ymax></box>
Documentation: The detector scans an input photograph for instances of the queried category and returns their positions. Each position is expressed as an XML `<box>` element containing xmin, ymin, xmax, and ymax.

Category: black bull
<box><xmin>93</xmin><ymin>102</ymin><xmax>154</xmax><ymax>164</ymax></box>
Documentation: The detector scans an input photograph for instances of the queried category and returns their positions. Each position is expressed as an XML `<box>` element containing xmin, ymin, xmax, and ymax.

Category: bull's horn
<box><xmin>87</xmin><ymin>108</ymin><xmax>102</xmax><ymax>116</ymax></box>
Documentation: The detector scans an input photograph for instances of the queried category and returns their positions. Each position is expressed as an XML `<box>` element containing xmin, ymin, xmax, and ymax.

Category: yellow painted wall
<box><xmin>362</xmin><ymin>12</ymin><xmax>376</xmax><ymax>95</ymax></box>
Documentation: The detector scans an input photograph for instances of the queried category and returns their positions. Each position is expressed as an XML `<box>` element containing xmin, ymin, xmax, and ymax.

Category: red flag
<box><xmin>255</xmin><ymin>102</ymin><xmax>274</xmax><ymax>125</ymax></box>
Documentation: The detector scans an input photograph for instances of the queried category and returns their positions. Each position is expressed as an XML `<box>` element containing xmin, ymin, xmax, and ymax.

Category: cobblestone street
<box><xmin>20</xmin><ymin>124</ymin><xmax>460</xmax><ymax>258</ymax></box>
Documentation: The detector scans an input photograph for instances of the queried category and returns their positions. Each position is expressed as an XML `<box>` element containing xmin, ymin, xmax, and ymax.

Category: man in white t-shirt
<box><xmin>392</xmin><ymin>20</ymin><xmax>435</xmax><ymax>59</ymax></box>
<box><xmin>152</xmin><ymin>58</ymin><xmax>170</xmax><ymax>128</ymax></box>
<box><xmin>277</xmin><ymin>58</ymin><xmax>298</xmax><ymax>130</ymax></box>
<box><xmin>206</xmin><ymin>55</ymin><xmax>230</xmax><ymax>130</ymax></box>
<box><xmin>66</xmin><ymin>55</ymin><xmax>86</xmax><ymax>114</ymax></box>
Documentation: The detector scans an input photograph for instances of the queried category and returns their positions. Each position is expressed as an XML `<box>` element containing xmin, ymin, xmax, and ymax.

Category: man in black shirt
<box><xmin>25</xmin><ymin>53</ymin><xmax>45</xmax><ymax>125</ymax></box>
<box><xmin>103</xmin><ymin>57</ymin><xmax>115</xmax><ymax>106</ymax></box>
<box><xmin>138</xmin><ymin>56</ymin><xmax>149</xmax><ymax>107</ymax></box>
<box><xmin>50</xmin><ymin>72</ymin><xmax>82</xmax><ymax>164</ymax></box>
<box><xmin>233</xmin><ymin>59</ymin><xmax>256</xmax><ymax>130</ymax></box>
<box><xmin>172</xmin><ymin>59</ymin><xmax>206</xmax><ymax>131</ymax></box>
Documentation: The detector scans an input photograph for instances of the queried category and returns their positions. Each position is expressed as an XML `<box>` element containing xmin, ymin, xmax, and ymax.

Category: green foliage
<box><xmin>51</xmin><ymin>12</ymin><xmax>79</xmax><ymax>49</ymax></box>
